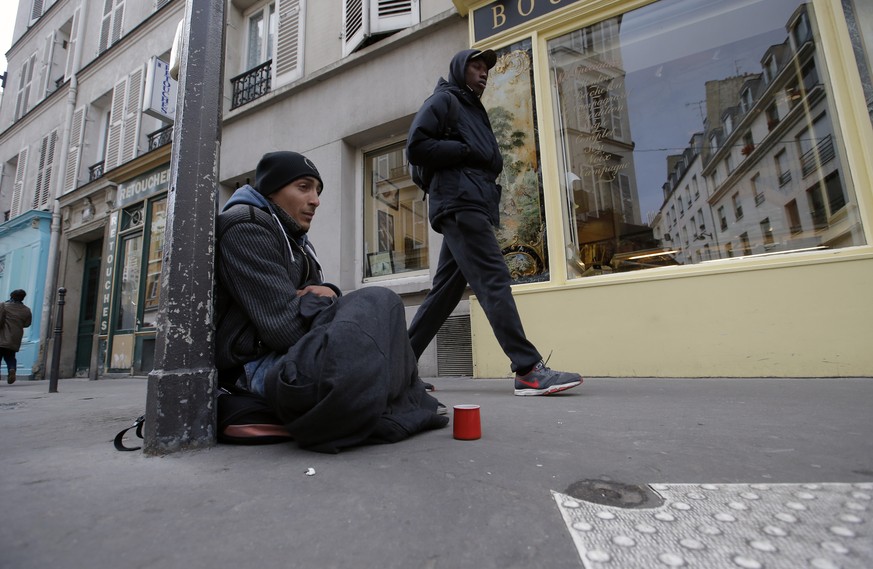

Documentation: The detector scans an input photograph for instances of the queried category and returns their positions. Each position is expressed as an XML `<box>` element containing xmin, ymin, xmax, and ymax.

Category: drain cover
<box><xmin>564</xmin><ymin>479</ymin><xmax>665</xmax><ymax>509</ymax></box>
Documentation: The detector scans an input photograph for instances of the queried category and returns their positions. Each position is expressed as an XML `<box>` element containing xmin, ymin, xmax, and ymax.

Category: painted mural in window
<box><xmin>363</xmin><ymin>143</ymin><xmax>428</xmax><ymax>279</ymax></box>
<box><xmin>482</xmin><ymin>38</ymin><xmax>548</xmax><ymax>282</ymax></box>
<box><xmin>548</xmin><ymin>0</ymin><xmax>865</xmax><ymax>278</ymax></box>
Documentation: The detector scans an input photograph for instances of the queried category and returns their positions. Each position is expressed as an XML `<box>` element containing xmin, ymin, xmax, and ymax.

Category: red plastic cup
<box><xmin>453</xmin><ymin>404</ymin><xmax>481</xmax><ymax>440</ymax></box>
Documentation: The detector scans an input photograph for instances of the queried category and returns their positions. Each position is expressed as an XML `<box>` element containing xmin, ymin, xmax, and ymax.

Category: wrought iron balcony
<box><xmin>89</xmin><ymin>161</ymin><xmax>105</xmax><ymax>182</ymax></box>
<box><xmin>230</xmin><ymin>60</ymin><xmax>272</xmax><ymax>110</ymax></box>
<box><xmin>148</xmin><ymin>124</ymin><xmax>174</xmax><ymax>151</ymax></box>
<box><xmin>800</xmin><ymin>134</ymin><xmax>834</xmax><ymax>178</ymax></box>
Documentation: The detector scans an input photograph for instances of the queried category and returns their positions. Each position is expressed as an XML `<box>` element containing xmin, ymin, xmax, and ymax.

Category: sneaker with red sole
<box><xmin>514</xmin><ymin>362</ymin><xmax>582</xmax><ymax>396</ymax></box>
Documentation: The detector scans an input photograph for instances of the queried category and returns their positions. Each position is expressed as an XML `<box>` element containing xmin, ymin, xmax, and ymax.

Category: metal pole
<box><xmin>143</xmin><ymin>0</ymin><xmax>225</xmax><ymax>454</ymax></box>
<box><xmin>48</xmin><ymin>287</ymin><xmax>66</xmax><ymax>393</ymax></box>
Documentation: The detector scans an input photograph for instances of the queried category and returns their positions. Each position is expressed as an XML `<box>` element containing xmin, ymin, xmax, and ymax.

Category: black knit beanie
<box><xmin>254</xmin><ymin>151</ymin><xmax>323</xmax><ymax>197</ymax></box>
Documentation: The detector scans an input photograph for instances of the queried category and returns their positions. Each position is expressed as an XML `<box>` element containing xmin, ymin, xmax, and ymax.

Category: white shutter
<box><xmin>120</xmin><ymin>66</ymin><xmax>143</xmax><ymax>163</ymax></box>
<box><xmin>64</xmin><ymin>107</ymin><xmax>87</xmax><ymax>193</ymax></box>
<box><xmin>274</xmin><ymin>0</ymin><xmax>304</xmax><ymax>88</ymax></box>
<box><xmin>65</xmin><ymin>7</ymin><xmax>80</xmax><ymax>80</ymax></box>
<box><xmin>371</xmin><ymin>0</ymin><xmax>418</xmax><ymax>34</ymax></box>
<box><xmin>11</xmin><ymin>149</ymin><xmax>28</xmax><ymax>218</ymax></box>
<box><xmin>14</xmin><ymin>54</ymin><xmax>37</xmax><ymax>120</ymax></box>
<box><xmin>342</xmin><ymin>0</ymin><xmax>418</xmax><ymax>56</ymax></box>
<box><xmin>30</xmin><ymin>0</ymin><xmax>44</xmax><ymax>23</ymax></box>
<box><xmin>342</xmin><ymin>0</ymin><xmax>366</xmax><ymax>57</ymax></box>
<box><xmin>42</xmin><ymin>31</ymin><xmax>56</xmax><ymax>96</ymax></box>
<box><xmin>33</xmin><ymin>130</ymin><xmax>58</xmax><ymax>210</ymax></box>
<box><xmin>104</xmin><ymin>76</ymin><xmax>126</xmax><ymax>169</ymax></box>
<box><xmin>99</xmin><ymin>0</ymin><xmax>124</xmax><ymax>53</ymax></box>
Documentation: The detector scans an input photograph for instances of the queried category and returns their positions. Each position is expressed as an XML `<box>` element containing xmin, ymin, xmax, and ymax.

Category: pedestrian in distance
<box><xmin>406</xmin><ymin>48</ymin><xmax>583</xmax><ymax>396</ymax></box>
<box><xmin>0</xmin><ymin>289</ymin><xmax>33</xmax><ymax>385</ymax></box>
<box><xmin>215</xmin><ymin>151</ymin><xmax>447</xmax><ymax>452</ymax></box>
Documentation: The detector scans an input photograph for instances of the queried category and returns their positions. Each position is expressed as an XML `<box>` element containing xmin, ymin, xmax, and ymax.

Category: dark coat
<box><xmin>407</xmin><ymin>49</ymin><xmax>504</xmax><ymax>229</ymax></box>
<box><xmin>215</xmin><ymin>185</ymin><xmax>338</xmax><ymax>372</ymax></box>
<box><xmin>0</xmin><ymin>300</ymin><xmax>32</xmax><ymax>351</ymax></box>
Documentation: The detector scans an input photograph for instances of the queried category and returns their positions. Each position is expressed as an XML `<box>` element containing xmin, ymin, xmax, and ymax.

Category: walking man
<box><xmin>0</xmin><ymin>289</ymin><xmax>33</xmax><ymax>384</ymax></box>
<box><xmin>406</xmin><ymin>49</ymin><xmax>583</xmax><ymax>396</ymax></box>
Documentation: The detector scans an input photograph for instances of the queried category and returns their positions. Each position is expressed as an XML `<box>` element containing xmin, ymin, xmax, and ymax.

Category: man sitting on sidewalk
<box><xmin>215</xmin><ymin>151</ymin><xmax>447</xmax><ymax>452</ymax></box>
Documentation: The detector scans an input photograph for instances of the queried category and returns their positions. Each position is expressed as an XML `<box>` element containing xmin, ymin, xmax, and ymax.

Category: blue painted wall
<box><xmin>0</xmin><ymin>211</ymin><xmax>52</xmax><ymax>379</ymax></box>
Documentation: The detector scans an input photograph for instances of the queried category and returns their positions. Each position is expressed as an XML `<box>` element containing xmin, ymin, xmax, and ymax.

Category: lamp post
<box><xmin>143</xmin><ymin>0</ymin><xmax>225</xmax><ymax>454</ymax></box>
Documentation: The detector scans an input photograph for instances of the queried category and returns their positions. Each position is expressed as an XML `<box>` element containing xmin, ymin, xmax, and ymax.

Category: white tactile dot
<box><xmin>732</xmin><ymin>555</ymin><xmax>762</xmax><ymax>568</ymax></box>
<box><xmin>657</xmin><ymin>552</ymin><xmax>685</xmax><ymax>566</ymax></box>
<box><xmin>553</xmin><ymin>483</ymin><xmax>872</xmax><ymax>569</ymax></box>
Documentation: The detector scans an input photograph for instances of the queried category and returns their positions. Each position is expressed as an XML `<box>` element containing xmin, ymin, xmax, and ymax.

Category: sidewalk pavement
<box><xmin>1</xmin><ymin>376</ymin><xmax>871</xmax><ymax>569</ymax></box>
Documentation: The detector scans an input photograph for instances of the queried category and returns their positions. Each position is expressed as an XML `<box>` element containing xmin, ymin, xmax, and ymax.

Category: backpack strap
<box><xmin>114</xmin><ymin>415</ymin><xmax>145</xmax><ymax>451</ymax></box>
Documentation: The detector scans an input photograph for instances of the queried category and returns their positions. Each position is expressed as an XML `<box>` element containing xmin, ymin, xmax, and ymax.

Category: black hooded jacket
<box><xmin>406</xmin><ymin>49</ymin><xmax>503</xmax><ymax>229</ymax></box>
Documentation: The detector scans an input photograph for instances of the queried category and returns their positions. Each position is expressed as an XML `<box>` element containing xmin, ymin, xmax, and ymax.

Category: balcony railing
<box><xmin>778</xmin><ymin>170</ymin><xmax>792</xmax><ymax>186</ymax></box>
<box><xmin>89</xmin><ymin>161</ymin><xmax>105</xmax><ymax>182</ymax></box>
<box><xmin>800</xmin><ymin>134</ymin><xmax>835</xmax><ymax>178</ymax></box>
<box><xmin>230</xmin><ymin>60</ymin><xmax>272</xmax><ymax>110</ymax></box>
<box><xmin>148</xmin><ymin>124</ymin><xmax>174</xmax><ymax>151</ymax></box>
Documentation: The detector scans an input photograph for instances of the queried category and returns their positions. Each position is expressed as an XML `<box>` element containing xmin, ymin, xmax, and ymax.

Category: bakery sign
<box><xmin>472</xmin><ymin>0</ymin><xmax>582</xmax><ymax>41</ymax></box>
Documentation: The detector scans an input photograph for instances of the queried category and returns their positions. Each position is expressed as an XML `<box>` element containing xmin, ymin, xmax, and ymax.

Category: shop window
<box><xmin>481</xmin><ymin>39</ymin><xmax>548</xmax><ymax>281</ymax></box>
<box><xmin>363</xmin><ymin>143</ymin><xmax>428</xmax><ymax>279</ymax></box>
<box><xmin>113</xmin><ymin>197</ymin><xmax>166</xmax><ymax>332</ymax></box>
<box><xmin>549</xmin><ymin>0</ymin><xmax>864</xmax><ymax>277</ymax></box>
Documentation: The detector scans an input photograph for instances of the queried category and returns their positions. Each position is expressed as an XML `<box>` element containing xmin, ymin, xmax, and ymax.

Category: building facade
<box><xmin>1</xmin><ymin>0</ymin><xmax>871</xmax><ymax>380</ymax></box>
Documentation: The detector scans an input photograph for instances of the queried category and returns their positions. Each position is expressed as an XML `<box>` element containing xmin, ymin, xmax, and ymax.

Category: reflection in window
<box><xmin>141</xmin><ymin>198</ymin><xmax>166</xmax><ymax>329</ymax></box>
<box><xmin>363</xmin><ymin>144</ymin><xmax>428</xmax><ymax>279</ymax></box>
<box><xmin>550</xmin><ymin>0</ymin><xmax>865</xmax><ymax>278</ymax></box>
<box><xmin>115</xmin><ymin>234</ymin><xmax>142</xmax><ymax>331</ymax></box>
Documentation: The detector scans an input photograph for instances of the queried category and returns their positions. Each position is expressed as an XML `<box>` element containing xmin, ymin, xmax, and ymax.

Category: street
<box><xmin>1</xmin><ymin>376</ymin><xmax>871</xmax><ymax>568</ymax></box>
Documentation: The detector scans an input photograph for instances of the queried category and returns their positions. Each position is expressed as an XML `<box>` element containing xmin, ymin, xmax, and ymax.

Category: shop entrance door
<box><xmin>75</xmin><ymin>240</ymin><xmax>103</xmax><ymax>375</ymax></box>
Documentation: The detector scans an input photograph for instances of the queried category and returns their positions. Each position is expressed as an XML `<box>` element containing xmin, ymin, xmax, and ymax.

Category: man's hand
<box><xmin>296</xmin><ymin>285</ymin><xmax>337</xmax><ymax>298</ymax></box>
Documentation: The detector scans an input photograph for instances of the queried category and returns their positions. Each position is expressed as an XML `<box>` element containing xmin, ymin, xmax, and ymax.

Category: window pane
<box><xmin>115</xmin><ymin>234</ymin><xmax>142</xmax><ymax>331</ymax></box>
<box><xmin>483</xmin><ymin>38</ymin><xmax>549</xmax><ymax>282</ymax></box>
<box><xmin>363</xmin><ymin>144</ymin><xmax>428</xmax><ymax>278</ymax></box>
<box><xmin>549</xmin><ymin>0</ymin><xmax>866</xmax><ymax>278</ymax></box>
<box><xmin>141</xmin><ymin>197</ymin><xmax>167</xmax><ymax>329</ymax></box>
<box><xmin>247</xmin><ymin>10</ymin><xmax>265</xmax><ymax>69</ymax></box>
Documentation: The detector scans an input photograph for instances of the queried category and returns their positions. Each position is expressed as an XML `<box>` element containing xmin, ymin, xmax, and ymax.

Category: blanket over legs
<box><xmin>263</xmin><ymin>287</ymin><xmax>448</xmax><ymax>453</ymax></box>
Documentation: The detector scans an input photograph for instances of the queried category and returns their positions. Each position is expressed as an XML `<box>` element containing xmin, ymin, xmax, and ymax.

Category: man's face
<box><xmin>465</xmin><ymin>58</ymin><xmax>490</xmax><ymax>97</ymax></box>
<box><xmin>269</xmin><ymin>176</ymin><xmax>322</xmax><ymax>231</ymax></box>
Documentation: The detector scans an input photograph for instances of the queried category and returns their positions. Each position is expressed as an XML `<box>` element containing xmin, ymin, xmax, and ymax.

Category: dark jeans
<box><xmin>0</xmin><ymin>348</ymin><xmax>17</xmax><ymax>373</ymax></box>
<box><xmin>408</xmin><ymin>210</ymin><xmax>541</xmax><ymax>372</ymax></box>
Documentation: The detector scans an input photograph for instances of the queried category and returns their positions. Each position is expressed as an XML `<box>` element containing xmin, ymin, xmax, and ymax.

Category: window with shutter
<box><xmin>11</xmin><ymin>149</ymin><xmax>28</xmax><ymax>218</ymax></box>
<box><xmin>65</xmin><ymin>107</ymin><xmax>87</xmax><ymax>193</ymax></box>
<box><xmin>65</xmin><ymin>8</ymin><xmax>80</xmax><ymax>80</ymax></box>
<box><xmin>274</xmin><ymin>0</ymin><xmax>303</xmax><ymax>88</ymax></box>
<box><xmin>342</xmin><ymin>0</ymin><xmax>418</xmax><ymax>56</ymax></box>
<box><xmin>30</xmin><ymin>0</ymin><xmax>44</xmax><ymax>23</ymax></box>
<box><xmin>99</xmin><ymin>0</ymin><xmax>125</xmax><ymax>54</ymax></box>
<box><xmin>120</xmin><ymin>67</ymin><xmax>144</xmax><ymax>163</ymax></box>
<box><xmin>104</xmin><ymin>77</ymin><xmax>127</xmax><ymax>170</ymax></box>
<box><xmin>34</xmin><ymin>130</ymin><xmax>58</xmax><ymax>210</ymax></box>
<box><xmin>14</xmin><ymin>54</ymin><xmax>37</xmax><ymax>121</ymax></box>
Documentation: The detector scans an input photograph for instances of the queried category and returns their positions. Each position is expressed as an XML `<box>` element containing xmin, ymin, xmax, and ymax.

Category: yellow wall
<box><xmin>472</xmin><ymin>253</ymin><xmax>873</xmax><ymax>377</ymax></box>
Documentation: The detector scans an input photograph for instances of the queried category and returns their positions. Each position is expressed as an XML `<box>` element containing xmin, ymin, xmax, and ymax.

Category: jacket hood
<box><xmin>222</xmin><ymin>184</ymin><xmax>270</xmax><ymax>212</ymax></box>
<box><xmin>448</xmin><ymin>49</ymin><xmax>480</xmax><ymax>90</ymax></box>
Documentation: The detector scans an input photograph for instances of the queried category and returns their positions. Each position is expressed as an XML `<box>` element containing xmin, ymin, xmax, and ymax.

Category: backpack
<box><xmin>409</xmin><ymin>93</ymin><xmax>460</xmax><ymax>194</ymax></box>
<box><xmin>113</xmin><ymin>388</ymin><xmax>292</xmax><ymax>450</ymax></box>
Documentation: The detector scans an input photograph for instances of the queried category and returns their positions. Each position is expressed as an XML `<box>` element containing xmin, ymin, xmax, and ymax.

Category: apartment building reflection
<box><xmin>655</xmin><ymin>4</ymin><xmax>864</xmax><ymax>264</ymax></box>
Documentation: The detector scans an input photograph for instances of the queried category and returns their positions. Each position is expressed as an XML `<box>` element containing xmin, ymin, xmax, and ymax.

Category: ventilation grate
<box><xmin>436</xmin><ymin>315</ymin><xmax>473</xmax><ymax>377</ymax></box>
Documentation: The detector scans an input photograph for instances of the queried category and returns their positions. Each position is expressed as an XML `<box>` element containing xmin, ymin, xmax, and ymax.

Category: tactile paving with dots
<box><xmin>553</xmin><ymin>483</ymin><xmax>872</xmax><ymax>569</ymax></box>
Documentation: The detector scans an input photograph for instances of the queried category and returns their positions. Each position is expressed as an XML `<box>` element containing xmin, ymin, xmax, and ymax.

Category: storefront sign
<box><xmin>117</xmin><ymin>167</ymin><xmax>171</xmax><ymax>208</ymax></box>
<box><xmin>472</xmin><ymin>0</ymin><xmax>582</xmax><ymax>41</ymax></box>
<box><xmin>142</xmin><ymin>57</ymin><xmax>177</xmax><ymax>122</ymax></box>
<box><xmin>99</xmin><ymin>212</ymin><xmax>119</xmax><ymax>335</ymax></box>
